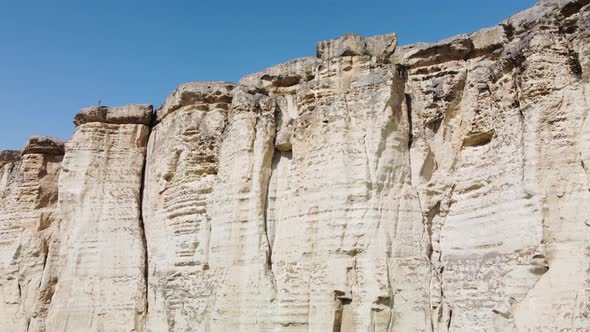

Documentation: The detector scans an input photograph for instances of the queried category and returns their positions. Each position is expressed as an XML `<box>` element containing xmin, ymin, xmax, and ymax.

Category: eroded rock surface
<box><xmin>401</xmin><ymin>1</ymin><xmax>590</xmax><ymax>330</ymax></box>
<box><xmin>0</xmin><ymin>137</ymin><xmax>64</xmax><ymax>331</ymax></box>
<box><xmin>1</xmin><ymin>0</ymin><xmax>589</xmax><ymax>331</ymax></box>
<box><xmin>142</xmin><ymin>82</ymin><xmax>235</xmax><ymax>331</ymax></box>
<box><xmin>45</xmin><ymin>105</ymin><xmax>151</xmax><ymax>332</ymax></box>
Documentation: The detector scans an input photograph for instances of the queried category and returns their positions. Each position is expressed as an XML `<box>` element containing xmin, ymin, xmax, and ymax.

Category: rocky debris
<box><xmin>470</xmin><ymin>26</ymin><xmax>508</xmax><ymax>54</ymax></box>
<box><xmin>142</xmin><ymin>81</ymin><xmax>236</xmax><ymax>330</ymax></box>
<box><xmin>394</xmin><ymin>34</ymin><xmax>474</xmax><ymax>68</ymax></box>
<box><xmin>74</xmin><ymin>104</ymin><xmax>153</xmax><ymax>126</ymax></box>
<box><xmin>403</xmin><ymin>1</ymin><xmax>590</xmax><ymax>330</ymax></box>
<box><xmin>393</xmin><ymin>25</ymin><xmax>506</xmax><ymax>69</ymax></box>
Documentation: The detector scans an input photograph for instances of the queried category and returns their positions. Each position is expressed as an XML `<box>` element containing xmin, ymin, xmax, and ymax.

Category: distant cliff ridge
<box><xmin>1</xmin><ymin>0</ymin><xmax>589</xmax><ymax>331</ymax></box>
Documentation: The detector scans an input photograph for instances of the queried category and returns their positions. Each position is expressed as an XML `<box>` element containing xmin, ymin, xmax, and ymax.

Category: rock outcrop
<box><xmin>45</xmin><ymin>105</ymin><xmax>151</xmax><ymax>332</ymax></box>
<box><xmin>0</xmin><ymin>137</ymin><xmax>64</xmax><ymax>331</ymax></box>
<box><xmin>401</xmin><ymin>1</ymin><xmax>590</xmax><ymax>329</ymax></box>
<box><xmin>0</xmin><ymin>0</ymin><xmax>589</xmax><ymax>331</ymax></box>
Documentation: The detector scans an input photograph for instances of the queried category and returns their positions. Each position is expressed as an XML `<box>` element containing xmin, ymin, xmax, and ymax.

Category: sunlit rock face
<box><xmin>0</xmin><ymin>137</ymin><xmax>64</xmax><ymax>331</ymax></box>
<box><xmin>142</xmin><ymin>82</ymin><xmax>237</xmax><ymax>331</ymax></box>
<box><xmin>400</xmin><ymin>1</ymin><xmax>590</xmax><ymax>329</ymax></box>
<box><xmin>141</xmin><ymin>39</ymin><xmax>430</xmax><ymax>331</ymax></box>
<box><xmin>235</xmin><ymin>44</ymin><xmax>431</xmax><ymax>332</ymax></box>
<box><xmin>44</xmin><ymin>105</ymin><xmax>152</xmax><ymax>332</ymax></box>
<box><xmin>1</xmin><ymin>0</ymin><xmax>589</xmax><ymax>331</ymax></box>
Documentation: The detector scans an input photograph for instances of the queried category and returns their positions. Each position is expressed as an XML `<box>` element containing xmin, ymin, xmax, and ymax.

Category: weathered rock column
<box><xmin>206</xmin><ymin>88</ymin><xmax>277</xmax><ymax>331</ymax></box>
<box><xmin>398</xmin><ymin>1</ymin><xmax>590</xmax><ymax>330</ymax></box>
<box><xmin>0</xmin><ymin>150</ymin><xmax>21</xmax><ymax>193</ymax></box>
<box><xmin>143</xmin><ymin>81</ymin><xmax>278</xmax><ymax>331</ymax></box>
<box><xmin>45</xmin><ymin>105</ymin><xmax>151</xmax><ymax>332</ymax></box>
<box><xmin>238</xmin><ymin>33</ymin><xmax>432</xmax><ymax>332</ymax></box>
<box><xmin>0</xmin><ymin>137</ymin><xmax>64</xmax><ymax>331</ymax></box>
<box><xmin>142</xmin><ymin>82</ymin><xmax>236</xmax><ymax>331</ymax></box>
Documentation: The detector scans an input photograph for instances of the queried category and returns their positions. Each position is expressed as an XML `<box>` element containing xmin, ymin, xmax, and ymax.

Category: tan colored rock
<box><xmin>239</xmin><ymin>57</ymin><xmax>320</xmax><ymax>94</ymax></box>
<box><xmin>316</xmin><ymin>32</ymin><xmax>398</xmax><ymax>62</ymax></box>
<box><xmin>142</xmin><ymin>82</ymin><xmax>235</xmax><ymax>331</ymax></box>
<box><xmin>0</xmin><ymin>150</ymin><xmax>21</xmax><ymax>167</ymax></box>
<box><xmin>0</xmin><ymin>137</ymin><xmax>64</xmax><ymax>331</ymax></box>
<box><xmin>22</xmin><ymin>136</ymin><xmax>66</xmax><ymax>155</ymax></box>
<box><xmin>365</xmin><ymin>33</ymin><xmax>399</xmax><ymax>60</ymax></box>
<box><xmin>45</xmin><ymin>106</ymin><xmax>151</xmax><ymax>332</ymax></box>
<box><xmin>404</xmin><ymin>1</ymin><xmax>590</xmax><ymax>330</ymax></box>
<box><xmin>74</xmin><ymin>104</ymin><xmax>153</xmax><ymax>126</ymax></box>
<box><xmin>205</xmin><ymin>89</ymin><xmax>277</xmax><ymax>330</ymax></box>
<box><xmin>156</xmin><ymin>81</ymin><xmax>235</xmax><ymax>123</ymax></box>
<box><xmin>317</xmin><ymin>33</ymin><xmax>367</xmax><ymax>59</ymax></box>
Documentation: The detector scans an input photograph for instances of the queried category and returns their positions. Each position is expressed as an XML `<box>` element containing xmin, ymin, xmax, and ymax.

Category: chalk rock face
<box><xmin>142</xmin><ymin>82</ymin><xmax>235</xmax><ymax>331</ymax></box>
<box><xmin>399</xmin><ymin>0</ymin><xmax>590</xmax><ymax>330</ymax></box>
<box><xmin>44</xmin><ymin>105</ymin><xmax>151</xmax><ymax>332</ymax></box>
<box><xmin>1</xmin><ymin>0</ymin><xmax>590</xmax><ymax>331</ymax></box>
<box><xmin>0</xmin><ymin>151</ymin><xmax>21</xmax><ymax>192</ymax></box>
<box><xmin>0</xmin><ymin>137</ymin><xmax>64</xmax><ymax>331</ymax></box>
<box><xmin>140</xmin><ymin>44</ymin><xmax>430</xmax><ymax>331</ymax></box>
<box><xmin>239</xmin><ymin>51</ymin><xmax>432</xmax><ymax>331</ymax></box>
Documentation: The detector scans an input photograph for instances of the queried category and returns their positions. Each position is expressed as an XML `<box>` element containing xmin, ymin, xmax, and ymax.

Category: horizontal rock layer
<box><xmin>74</xmin><ymin>104</ymin><xmax>153</xmax><ymax>126</ymax></box>
<box><xmin>0</xmin><ymin>0</ymin><xmax>589</xmax><ymax>331</ymax></box>
<box><xmin>0</xmin><ymin>137</ymin><xmax>64</xmax><ymax>331</ymax></box>
<box><xmin>46</xmin><ymin>105</ymin><xmax>151</xmax><ymax>332</ymax></box>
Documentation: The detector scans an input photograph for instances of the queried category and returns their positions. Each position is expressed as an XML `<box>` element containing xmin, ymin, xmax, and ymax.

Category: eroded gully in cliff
<box><xmin>138</xmin><ymin>115</ymin><xmax>154</xmax><ymax>326</ymax></box>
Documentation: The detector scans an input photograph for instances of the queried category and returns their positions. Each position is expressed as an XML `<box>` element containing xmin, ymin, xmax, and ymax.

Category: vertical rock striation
<box><xmin>45</xmin><ymin>105</ymin><xmax>151</xmax><ymax>332</ymax></box>
<box><xmin>238</xmin><ymin>33</ymin><xmax>431</xmax><ymax>331</ymax></box>
<box><xmin>0</xmin><ymin>0</ymin><xmax>589</xmax><ymax>331</ymax></box>
<box><xmin>399</xmin><ymin>0</ymin><xmax>590</xmax><ymax>330</ymax></box>
<box><xmin>0</xmin><ymin>137</ymin><xmax>64</xmax><ymax>331</ymax></box>
<box><xmin>142</xmin><ymin>82</ymin><xmax>237</xmax><ymax>331</ymax></box>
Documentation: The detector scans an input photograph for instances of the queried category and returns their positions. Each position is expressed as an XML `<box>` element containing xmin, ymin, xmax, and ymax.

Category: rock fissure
<box><xmin>138</xmin><ymin>121</ymin><xmax>153</xmax><ymax>325</ymax></box>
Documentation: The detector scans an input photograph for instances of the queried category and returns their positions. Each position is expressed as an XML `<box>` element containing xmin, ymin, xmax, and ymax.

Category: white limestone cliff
<box><xmin>0</xmin><ymin>137</ymin><xmax>64</xmax><ymax>331</ymax></box>
<box><xmin>45</xmin><ymin>106</ymin><xmax>151</xmax><ymax>332</ymax></box>
<box><xmin>0</xmin><ymin>0</ymin><xmax>589</xmax><ymax>331</ymax></box>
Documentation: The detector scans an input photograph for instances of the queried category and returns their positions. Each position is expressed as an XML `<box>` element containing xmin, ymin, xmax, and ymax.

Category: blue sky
<box><xmin>0</xmin><ymin>0</ymin><xmax>537</xmax><ymax>150</ymax></box>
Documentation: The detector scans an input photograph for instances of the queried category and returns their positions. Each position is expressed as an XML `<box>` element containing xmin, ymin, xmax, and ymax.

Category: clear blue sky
<box><xmin>0</xmin><ymin>0</ymin><xmax>537</xmax><ymax>150</ymax></box>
